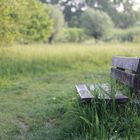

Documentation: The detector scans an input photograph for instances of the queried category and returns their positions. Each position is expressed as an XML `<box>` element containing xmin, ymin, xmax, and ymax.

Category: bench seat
<box><xmin>76</xmin><ymin>84</ymin><xmax>129</xmax><ymax>104</ymax></box>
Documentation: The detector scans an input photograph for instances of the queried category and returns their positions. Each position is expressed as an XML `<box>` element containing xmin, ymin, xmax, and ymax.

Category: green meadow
<box><xmin>0</xmin><ymin>43</ymin><xmax>140</xmax><ymax>140</ymax></box>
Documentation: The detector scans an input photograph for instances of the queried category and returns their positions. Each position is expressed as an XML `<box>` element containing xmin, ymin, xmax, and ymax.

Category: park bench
<box><xmin>76</xmin><ymin>56</ymin><xmax>140</xmax><ymax>104</ymax></box>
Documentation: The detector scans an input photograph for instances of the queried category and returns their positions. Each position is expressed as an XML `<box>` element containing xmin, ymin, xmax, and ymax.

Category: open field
<box><xmin>0</xmin><ymin>43</ymin><xmax>140</xmax><ymax>140</ymax></box>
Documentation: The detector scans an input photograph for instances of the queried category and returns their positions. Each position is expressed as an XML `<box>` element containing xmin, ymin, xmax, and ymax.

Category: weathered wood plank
<box><xmin>89</xmin><ymin>84</ymin><xmax>128</xmax><ymax>103</ymax></box>
<box><xmin>99</xmin><ymin>84</ymin><xmax>128</xmax><ymax>103</ymax></box>
<box><xmin>89</xmin><ymin>83</ymin><xmax>111</xmax><ymax>93</ymax></box>
<box><xmin>111</xmin><ymin>68</ymin><xmax>136</xmax><ymax>88</ymax></box>
<box><xmin>135</xmin><ymin>76</ymin><xmax>140</xmax><ymax>90</ymax></box>
<box><xmin>99</xmin><ymin>83</ymin><xmax>112</xmax><ymax>93</ymax></box>
<box><xmin>76</xmin><ymin>84</ymin><xmax>93</xmax><ymax>101</ymax></box>
<box><xmin>112</xmin><ymin>56</ymin><xmax>140</xmax><ymax>73</ymax></box>
<box><xmin>114</xmin><ymin>91</ymin><xmax>129</xmax><ymax>104</ymax></box>
<box><xmin>89</xmin><ymin>84</ymin><xmax>111</xmax><ymax>100</ymax></box>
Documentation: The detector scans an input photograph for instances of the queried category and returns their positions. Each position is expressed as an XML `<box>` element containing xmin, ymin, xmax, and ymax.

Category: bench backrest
<box><xmin>111</xmin><ymin>56</ymin><xmax>140</xmax><ymax>94</ymax></box>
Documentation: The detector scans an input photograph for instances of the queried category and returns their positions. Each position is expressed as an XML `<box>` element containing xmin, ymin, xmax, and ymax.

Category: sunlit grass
<box><xmin>0</xmin><ymin>43</ymin><xmax>140</xmax><ymax>78</ymax></box>
<box><xmin>0</xmin><ymin>43</ymin><xmax>139</xmax><ymax>140</ymax></box>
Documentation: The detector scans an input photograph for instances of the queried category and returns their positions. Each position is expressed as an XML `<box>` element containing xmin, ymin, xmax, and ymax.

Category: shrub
<box><xmin>79</xmin><ymin>8</ymin><xmax>113</xmax><ymax>39</ymax></box>
<box><xmin>56</xmin><ymin>28</ymin><xmax>88</xmax><ymax>42</ymax></box>
<box><xmin>105</xmin><ymin>27</ymin><xmax>140</xmax><ymax>42</ymax></box>
<box><xmin>19</xmin><ymin>1</ymin><xmax>53</xmax><ymax>44</ymax></box>
<box><xmin>113</xmin><ymin>12</ymin><xmax>138</xmax><ymax>29</ymax></box>
<box><xmin>134</xmin><ymin>34</ymin><xmax>140</xmax><ymax>43</ymax></box>
<box><xmin>0</xmin><ymin>0</ymin><xmax>20</xmax><ymax>46</ymax></box>
<box><xmin>0</xmin><ymin>0</ymin><xmax>53</xmax><ymax>46</ymax></box>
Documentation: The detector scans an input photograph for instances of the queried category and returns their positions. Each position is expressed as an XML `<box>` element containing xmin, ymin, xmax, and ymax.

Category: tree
<box><xmin>0</xmin><ymin>0</ymin><xmax>20</xmax><ymax>46</ymax></box>
<box><xmin>86</xmin><ymin>0</ymin><xmax>138</xmax><ymax>28</ymax></box>
<box><xmin>80</xmin><ymin>8</ymin><xmax>113</xmax><ymax>39</ymax></box>
<box><xmin>48</xmin><ymin>5</ymin><xmax>65</xmax><ymax>43</ymax></box>
<box><xmin>113</xmin><ymin>12</ymin><xmax>137</xmax><ymax>28</ymax></box>
<box><xmin>0</xmin><ymin>0</ymin><xmax>53</xmax><ymax>46</ymax></box>
<box><xmin>39</xmin><ymin>0</ymin><xmax>87</xmax><ymax>26</ymax></box>
<box><xmin>39</xmin><ymin>0</ymin><xmax>139</xmax><ymax>28</ymax></box>
<box><xmin>19</xmin><ymin>0</ymin><xmax>53</xmax><ymax>43</ymax></box>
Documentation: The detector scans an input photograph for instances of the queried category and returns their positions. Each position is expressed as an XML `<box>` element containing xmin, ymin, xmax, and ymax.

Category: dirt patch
<box><xmin>46</xmin><ymin>118</ymin><xmax>57</xmax><ymax>128</ymax></box>
<box><xmin>16</xmin><ymin>117</ymin><xmax>29</xmax><ymax>132</ymax></box>
<box><xmin>47</xmin><ymin>118</ymin><xmax>57</xmax><ymax>124</ymax></box>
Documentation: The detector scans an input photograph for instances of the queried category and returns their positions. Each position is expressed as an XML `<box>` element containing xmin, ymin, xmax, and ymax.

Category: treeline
<box><xmin>1</xmin><ymin>0</ymin><xmax>140</xmax><ymax>46</ymax></box>
<box><xmin>44</xmin><ymin>0</ymin><xmax>140</xmax><ymax>43</ymax></box>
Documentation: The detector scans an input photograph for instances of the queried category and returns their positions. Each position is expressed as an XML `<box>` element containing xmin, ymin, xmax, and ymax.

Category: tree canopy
<box><xmin>0</xmin><ymin>0</ymin><xmax>53</xmax><ymax>46</ymax></box>
<box><xmin>41</xmin><ymin>0</ymin><xmax>139</xmax><ymax>28</ymax></box>
<box><xmin>80</xmin><ymin>8</ymin><xmax>113</xmax><ymax>39</ymax></box>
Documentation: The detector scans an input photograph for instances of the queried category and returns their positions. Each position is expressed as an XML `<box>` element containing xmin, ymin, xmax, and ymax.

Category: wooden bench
<box><xmin>75</xmin><ymin>56</ymin><xmax>140</xmax><ymax>103</ymax></box>
<box><xmin>111</xmin><ymin>56</ymin><xmax>140</xmax><ymax>96</ymax></box>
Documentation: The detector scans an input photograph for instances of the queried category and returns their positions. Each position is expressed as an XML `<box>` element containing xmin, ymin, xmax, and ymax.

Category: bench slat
<box><xmin>76</xmin><ymin>84</ymin><xmax>128</xmax><ymax>103</ymax></box>
<box><xmin>112</xmin><ymin>56</ymin><xmax>140</xmax><ymax>73</ymax></box>
<box><xmin>111</xmin><ymin>68</ymin><xmax>136</xmax><ymax>88</ymax></box>
<box><xmin>99</xmin><ymin>84</ymin><xmax>128</xmax><ymax>103</ymax></box>
<box><xmin>89</xmin><ymin>84</ymin><xmax>111</xmax><ymax>100</ymax></box>
<box><xmin>89</xmin><ymin>84</ymin><xmax>128</xmax><ymax>103</ymax></box>
<box><xmin>76</xmin><ymin>84</ymin><xmax>93</xmax><ymax>101</ymax></box>
<box><xmin>114</xmin><ymin>91</ymin><xmax>129</xmax><ymax>104</ymax></box>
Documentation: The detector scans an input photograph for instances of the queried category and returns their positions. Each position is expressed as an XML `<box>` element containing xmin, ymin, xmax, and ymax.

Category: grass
<box><xmin>0</xmin><ymin>42</ymin><xmax>140</xmax><ymax>140</ymax></box>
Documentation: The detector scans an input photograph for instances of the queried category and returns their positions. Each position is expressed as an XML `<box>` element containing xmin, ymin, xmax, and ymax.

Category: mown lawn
<box><xmin>0</xmin><ymin>43</ymin><xmax>139</xmax><ymax>140</ymax></box>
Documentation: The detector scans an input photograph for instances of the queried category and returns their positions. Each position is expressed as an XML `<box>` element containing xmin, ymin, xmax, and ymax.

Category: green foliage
<box><xmin>48</xmin><ymin>5</ymin><xmax>65</xmax><ymax>40</ymax></box>
<box><xmin>68</xmin><ymin>14</ymin><xmax>81</xmax><ymax>27</ymax></box>
<box><xmin>0</xmin><ymin>0</ymin><xmax>20</xmax><ymax>46</ymax></box>
<box><xmin>113</xmin><ymin>12</ymin><xmax>137</xmax><ymax>28</ymax></box>
<box><xmin>56</xmin><ymin>28</ymin><xmax>88</xmax><ymax>42</ymax></box>
<box><xmin>106</xmin><ymin>27</ymin><xmax>140</xmax><ymax>42</ymax></box>
<box><xmin>40</xmin><ymin>0</ymin><xmax>140</xmax><ymax>30</ymax></box>
<box><xmin>86</xmin><ymin>0</ymin><xmax>138</xmax><ymax>29</ymax></box>
<box><xmin>0</xmin><ymin>0</ymin><xmax>53</xmax><ymax>46</ymax></box>
<box><xmin>79</xmin><ymin>8</ymin><xmax>113</xmax><ymax>39</ymax></box>
<box><xmin>135</xmin><ymin>11</ymin><xmax>140</xmax><ymax>25</ymax></box>
<box><xmin>18</xmin><ymin>0</ymin><xmax>53</xmax><ymax>44</ymax></box>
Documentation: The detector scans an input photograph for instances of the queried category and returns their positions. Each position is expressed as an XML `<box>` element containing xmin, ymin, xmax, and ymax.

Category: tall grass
<box><xmin>0</xmin><ymin>43</ymin><xmax>140</xmax><ymax>78</ymax></box>
<box><xmin>0</xmin><ymin>43</ymin><xmax>140</xmax><ymax>139</ymax></box>
<box><xmin>71</xmin><ymin>84</ymin><xmax>140</xmax><ymax>140</ymax></box>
